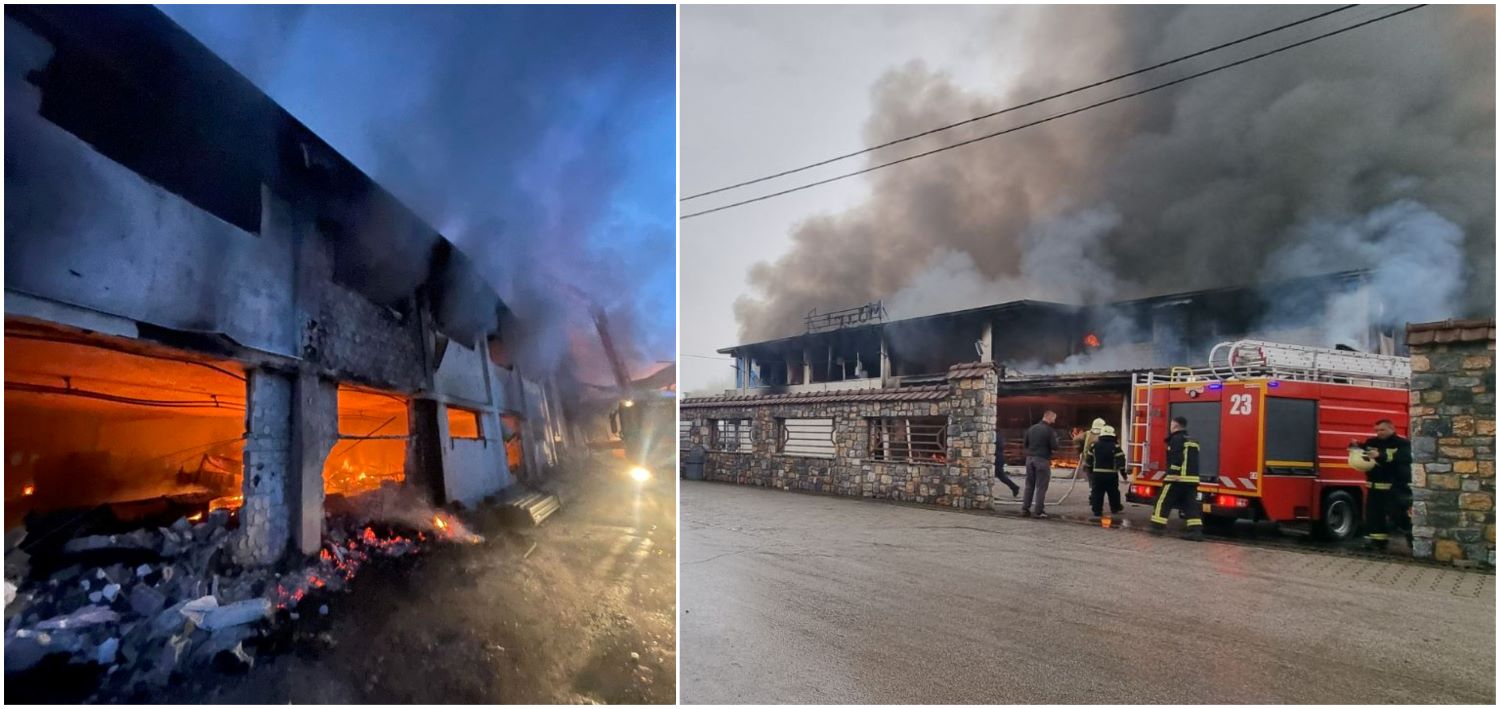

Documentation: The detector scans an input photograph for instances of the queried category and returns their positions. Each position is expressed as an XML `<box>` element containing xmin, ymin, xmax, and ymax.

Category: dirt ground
<box><xmin>153</xmin><ymin>458</ymin><xmax>676</xmax><ymax>704</ymax></box>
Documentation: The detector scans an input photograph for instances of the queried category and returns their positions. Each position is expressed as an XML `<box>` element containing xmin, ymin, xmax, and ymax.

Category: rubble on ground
<box><xmin>3</xmin><ymin>486</ymin><xmax>484</xmax><ymax>699</ymax></box>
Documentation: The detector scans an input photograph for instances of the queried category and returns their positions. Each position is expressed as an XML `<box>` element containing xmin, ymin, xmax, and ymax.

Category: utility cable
<box><xmin>681</xmin><ymin>4</ymin><xmax>1357</xmax><ymax>202</ymax></box>
<box><xmin>681</xmin><ymin>4</ymin><xmax>1425</xmax><ymax>220</ymax></box>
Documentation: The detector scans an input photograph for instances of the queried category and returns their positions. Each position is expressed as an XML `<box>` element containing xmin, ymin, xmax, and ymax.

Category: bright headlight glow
<box><xmin>629</xmin><ymin>466</ymin><xmax>652</xmax><ymax>482</ymax></box>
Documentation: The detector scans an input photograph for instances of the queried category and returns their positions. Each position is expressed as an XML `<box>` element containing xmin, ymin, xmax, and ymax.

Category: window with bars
<box><xmin>712</xmin><ymin>418</ymin><xmax>753</xmax><ymax>452</ymax></box>
<box><xmin>679</xmin><ymin>419</ymin><xmax>693</xmax><ymax>450</ymax></box>
<box><xmin>869</xmin><ymin>416</ymin><xmax>948</xmax><ymax>464</ymax></box>
<box><xmin>776</xmin><ymin>417</ymin><xmax>835</xmax><ymax>458</ymax></box>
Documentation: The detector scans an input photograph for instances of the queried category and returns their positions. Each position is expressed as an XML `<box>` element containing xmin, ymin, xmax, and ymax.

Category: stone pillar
<box><xmin>945</xmin><ymin>362</ymin><xmax>998</xmax><ymax>510</ymax></box>
<box><xmin>980</xmin><ymin>320</ymin><xmax>994</xmax><ymax>363</ymax></box>
<box><xmin>879</xmin><ymin>334</ymin><xmax>891</xmax><ymax>386</ymax></box>
<box><xmin>235</xmin><ymin>369</ymin><xmax>294</xmax><ymax>566</ymax></box>
<box><xmin>802</xmin><ymin>348</ymin><xmax>812</xmax><ymax>384</ymax></box>
<box><xmin>290</xmin><ymin>373</ymin><xmax>337</xmax><ymax>557</ymax></box>
<box><xmin>1408</xmin><ymin>319</ymin><xmax>1496</xmax><ymax>567</ymax></box>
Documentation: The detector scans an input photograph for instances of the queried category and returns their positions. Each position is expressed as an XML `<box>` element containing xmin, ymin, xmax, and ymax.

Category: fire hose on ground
<box><xmin>990</xmin><ymin>463</ymin><xmax>1084</xmax><ymax>508</ymax></box>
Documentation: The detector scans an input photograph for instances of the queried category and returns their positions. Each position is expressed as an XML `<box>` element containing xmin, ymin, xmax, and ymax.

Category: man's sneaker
<box><xmin>1088</xmin><ymin>515</ymin><xmax>1103</xmax><ymax>524</ymax></box>
<box><xmin>1021</xmin><ymin>509</ymin><xmax>1032</xmax><ymax>518</ymax></box>
<box><xmin>1035</xmin><ymin>512</ymin><xmax>1050</xmax><ymax>520</ymax></box>
<box><xmin>1010</xmin><ymin>486</ymin><xmax>1021</xmax><ymax>498</ymax></box>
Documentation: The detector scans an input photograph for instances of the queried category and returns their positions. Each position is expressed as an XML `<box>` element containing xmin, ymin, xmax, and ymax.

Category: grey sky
<box><xmin>680</xmin><ymin>5</ymin><xmax>1494</xmax><ymax>394</ymax></box>
<box><xmin>681</xmin><ymin>5</ymin><xmax>1024</xmax><ymax>393</ymax></box>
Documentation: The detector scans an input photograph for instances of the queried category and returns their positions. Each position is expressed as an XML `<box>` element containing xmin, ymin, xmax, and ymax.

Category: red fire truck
<box><xmin>1124</xmin><ymin>340</ymin><xmax>1411</xmax><ymax>541</ymax></box>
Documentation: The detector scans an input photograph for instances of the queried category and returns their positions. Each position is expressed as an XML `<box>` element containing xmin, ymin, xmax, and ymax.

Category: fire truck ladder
<box><xmin>1126</xmin><ymin>370</ymin><xmax>1170</xmax><ymax>480</ymax></box>
<box><xmin>1206</xmin><ymin>340</ymin><xmax>1410</xmax><ymax>388</ymax></box>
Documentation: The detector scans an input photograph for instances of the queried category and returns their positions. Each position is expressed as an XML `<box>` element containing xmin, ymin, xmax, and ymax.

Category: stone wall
<box><xmin>235</xmin><ymin>369</ymin><xmax>294</xmax><ymax>566</ymax></box>
<box><xmin>1408</xmin><ymin>319</ymin><xmax>1496</xmax><ymax>566</ymax></box>
<box><xmin>681</xmin><ymin>362</ymin><xmax>997</xmax><ymax>509</ymax></box>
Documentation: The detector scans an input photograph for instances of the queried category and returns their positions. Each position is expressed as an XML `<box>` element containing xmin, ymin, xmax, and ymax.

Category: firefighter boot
<box><xmin>1183</xmin><ymin>521</ymin><xmax>1205</xmax><ymax>541</ymax></box>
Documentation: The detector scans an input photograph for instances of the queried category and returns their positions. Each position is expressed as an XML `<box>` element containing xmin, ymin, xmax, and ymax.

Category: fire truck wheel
<box><xmin>1315</xmin><ymin>489</ymin><xmax>1360</xmax><ymax>542</ymax></box>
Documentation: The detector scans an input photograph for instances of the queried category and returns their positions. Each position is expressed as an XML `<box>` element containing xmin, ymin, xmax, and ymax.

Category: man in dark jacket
<box><xmin>1357</xmin><ymin>419</ymin><xmax>1413</xmax><ymax>551</ymax></box>
<box><xmin>1021</xmin><ymin>411</ymin><xmax>1059</xmax><ymax>518</ymax></box>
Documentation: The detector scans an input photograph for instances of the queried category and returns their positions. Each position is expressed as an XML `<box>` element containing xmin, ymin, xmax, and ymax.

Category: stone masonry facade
<box><xmin>1407</xmin><ymin>319</ymin><xmax>1496</xmax><ymax>566</ymax></box>
<box><xmin>681</xmin><ymin>362</ymin><xmax>998</xmax><ymax>509</ymax></box>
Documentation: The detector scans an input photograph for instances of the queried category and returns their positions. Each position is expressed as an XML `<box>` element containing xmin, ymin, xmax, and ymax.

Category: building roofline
<box><xmin>718</xmin><ymin>269</ymin><xmax>1374</xmax><ymax>355</ymax></box>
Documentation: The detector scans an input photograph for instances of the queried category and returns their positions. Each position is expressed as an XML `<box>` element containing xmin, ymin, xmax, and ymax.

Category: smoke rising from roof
<box><xmin>733</xmin><ymin>5</ymin><xmax>1494</xmax><ymax>344</ymax></box>
<box><xmin>165</xmin><ymin>6</ymin><xmax>676</xmax><ymax>383</ymax></box>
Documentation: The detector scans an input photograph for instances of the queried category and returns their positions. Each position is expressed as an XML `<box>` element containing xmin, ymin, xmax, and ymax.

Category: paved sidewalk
<box><xmin>989</xmin><ymin>465</ymin><xmax>1427</xmax><ymax>559</ymax></box>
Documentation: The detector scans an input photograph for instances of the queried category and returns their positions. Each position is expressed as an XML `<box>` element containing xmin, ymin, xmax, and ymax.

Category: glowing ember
<box><xmin>21</xmin><ymin>484</ymin><xmax>35</xmax><ymax>497</ymax></box>
<box><xmin>187</xmin><ymin>512</ymin><xmax>204</xmax><ymax>522</ymax></box>
<box><xmin>209</xmin><ymin>495</ymin><xmax>243</xmax><ymax>511</ymax></box>
<box><xmin>434</xmin><ymin>515</ymin><xmax>448</xmax><ymax>530</ymax></box>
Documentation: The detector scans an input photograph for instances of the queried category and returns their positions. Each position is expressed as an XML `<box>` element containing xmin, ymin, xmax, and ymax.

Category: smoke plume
<box><xmin>734</xmin><ymin>5</ymin><xmax>1494</xmax><ymax>343</ymax></box>
<box><xmin>165</xmin><ymin>6</ymin><xmax>677</xmax><ymax>384</ymax></box>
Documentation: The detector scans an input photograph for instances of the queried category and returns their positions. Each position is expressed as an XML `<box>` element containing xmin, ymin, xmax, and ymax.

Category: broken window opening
<box><xmin>500</xmin><ymin>411</ymin><xmax>526</xmax><ymax>475</ymax></box>
<box><xmin>869</xmin><ymin>416</ymin><xmax>947</xmax><ymax>464</ymax></box>
<box><xmin>324</xmin><ymin>384</ymin><xmax>409</xmax><ymax>499</ymax></box>
<box><xmin>445</xmin><ymin>404</ymin><xmax>483</xmax><ymax>441</ymax></box>
<box><xmin>4</xmin><ymin>323</ymin><xmax>248</xmax><ymax>534</ymax></box>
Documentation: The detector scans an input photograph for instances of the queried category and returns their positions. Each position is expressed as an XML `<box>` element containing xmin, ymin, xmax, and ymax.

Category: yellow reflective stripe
<box><xmin>1176</xmin><ymin>476</ymin><xmax>1200</xmax><ymax>484</ymax></box>
<box><xmin>1153</xmin><ymin>482</ymin><xmax>1172</xmax><ymax>520</ymax></box>
<box><xmin>1186</xmin><ymin>518</ymin><xmax>1203</xmax><ymax>527</ymax></box>
<box><xmin>1266</xmin><ymin>460</ymin><xmax>1315</xmax><ymax>469</ymax></box>
<box><xmin>1371</xmin><ymin>483</ymin><xmax>1392</xmax><ymax>490</ymax></box>
<box><xmin>1367</xmin><ymin>533</ymin><xmax>1389</xmax><ymax>540</ymax></box>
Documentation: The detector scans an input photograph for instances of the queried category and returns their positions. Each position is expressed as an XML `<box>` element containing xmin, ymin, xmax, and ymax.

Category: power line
<box><xmin>681</xmin><ymin>5</ymin><xmax>1358</xmax><ymax>202</ymax></box>
<box><xmin>681</xmin><ymin>4</ymin><xmax>1425</xmax><ymax>221</ymax></box>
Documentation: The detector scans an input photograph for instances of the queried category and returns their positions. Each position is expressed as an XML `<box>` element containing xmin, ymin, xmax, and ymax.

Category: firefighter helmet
<box><xmin>1348</xmin><ymin>446</ymin><xmax>1377</xmax><ymax>472</ymax></box>
<box><xmin>1091</xmin><ymin>418</ymin><xmax>1106</xmax><ymax>433</ymax></box>
<box><xmin>1100</xmin><ymin>425</ymin><xmax>1116</xmax><ymax>437</ymax></box>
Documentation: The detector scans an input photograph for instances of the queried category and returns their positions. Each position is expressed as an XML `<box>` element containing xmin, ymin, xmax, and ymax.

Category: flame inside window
<box><xmin>1083</xmin><ymin>333</ymin><xmax>1102</xmax><ymax>349</ymax></box>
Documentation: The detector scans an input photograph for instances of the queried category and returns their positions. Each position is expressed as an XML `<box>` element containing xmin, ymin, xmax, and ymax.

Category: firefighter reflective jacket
<box><xmin>1165</xmin><ymin>430</ymin><xmax>1201</xmax><ymax>483</ymax></box>
<box><xmin>1360</xmin><ymin>434</ymin><xmax>1412</xmax><ymax>490</ymax></box>
<box><xmin>1084</xmin><ymin>436</ymin><xmax>1127</xmax><ymax>476</ymax></box>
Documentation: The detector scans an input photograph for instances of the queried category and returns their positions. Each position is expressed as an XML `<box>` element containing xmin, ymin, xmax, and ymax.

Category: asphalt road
<box><xmin>680</xmin><ymin>482</ymin><xmax>1494</xmax><ymax>705</ymax></box>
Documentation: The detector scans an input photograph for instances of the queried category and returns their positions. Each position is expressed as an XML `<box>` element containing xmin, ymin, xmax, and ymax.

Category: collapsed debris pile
<box><xmin>4</xmin><ymin>486</ymin><xmax>483</xmax><ymax>699</ymax></box>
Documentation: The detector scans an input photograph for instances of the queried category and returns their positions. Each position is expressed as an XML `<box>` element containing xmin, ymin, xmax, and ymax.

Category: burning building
<box><xmin>680</xmin><ymin>270</ymin><xmax>1402</xmax><ymax>506</ymax></box>
<box><xmin>4</xmin><ymin>5</ymin><xmax>572</xmax><ymax>566</ymax></box>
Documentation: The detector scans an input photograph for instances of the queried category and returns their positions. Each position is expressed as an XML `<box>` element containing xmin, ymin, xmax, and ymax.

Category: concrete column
<box><xmin>980</xmin><ymin>321</ymin><xmax>994</xmax><ymax>362</ymax></box>
<box><xmin>406</xmin><ymin>398</ymin><xmax>447</xmax><ymax>503</ymax></box>
<box><xmin>235</xmin><ymin>369</ymin><xmax>294</xmax><ymax>566</ymax></box>
<box><xmin>290</xmin><ymin>372</ymin><xmax>336</xmax><ymax>556</ymax></box>
<box><xmin>879</xmin><ymin>333</ymin><xmax>891</xmax><ymax>386</ymax></box>
<box><xmin>802</xmin><ymin>348</ymin><xmax>812</xmax><ymax>384</ymax></box>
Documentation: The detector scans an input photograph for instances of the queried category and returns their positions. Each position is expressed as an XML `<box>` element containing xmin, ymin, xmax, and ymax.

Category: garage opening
<box><xmin>324</xmin><ymin>385</ymin><xmax>410</xmax><ymax>499</ymax></box>
<box><xmin>4</xmin><ymin>321</ymin><xmax>247</xmax><ymax>532</ymax></box>
<box><xmin>996</xmin><ymin>374</ymin><xmax>1132</xmax><ymax>469</ymax></box>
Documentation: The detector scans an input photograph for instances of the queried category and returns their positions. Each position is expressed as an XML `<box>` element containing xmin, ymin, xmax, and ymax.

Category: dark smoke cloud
<box><xmin>164</xmin><ymin>6</ymin><xmax>676</xmax><ymax>384</ymax></box>
<box><xmin>733</xmin><ymin>5</ymin><xmax>1494</xmax><ymax>343</ymax></box>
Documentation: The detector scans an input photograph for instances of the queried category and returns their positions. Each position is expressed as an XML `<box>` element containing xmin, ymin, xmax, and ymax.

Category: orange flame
<box><xmin>1083</xmin><ymin>333</ymin><xmax>1101</xmax><ymax>349</ymax></box>
<box><xmin>434</xmin><ymin>515</ymin><xmax>448</xmax><ymax>530</ymax></box>
<box><xmin>188</xmin><ymin>512</ymin><xmax>204</xmax><ymax>522</ymax></box>
<box><xmin>21</xmin><ymin>485</ymin><xmax>35</xmax><ymax>497</ymax></box>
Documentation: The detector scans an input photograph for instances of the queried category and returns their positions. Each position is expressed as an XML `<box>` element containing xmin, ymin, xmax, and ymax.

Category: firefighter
<box><xmin>1149</xmin><ymin>416</ymin><xmax>1204</xmax><ymax>541</ymax></box>
<box><xmin>1073</xmin><ymin>418</ymin><xmax>1107</xmax><ymax>480</ymax></box>
<box><xmin>1355</xmin><ymin>419</ymin><xmax>1412</xmax><ymax>551</ymax></box>
<box><xmin>1084</xmin><ymin>424</ymin><xmax>1127</xmax><ymax>523</ymax></box>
